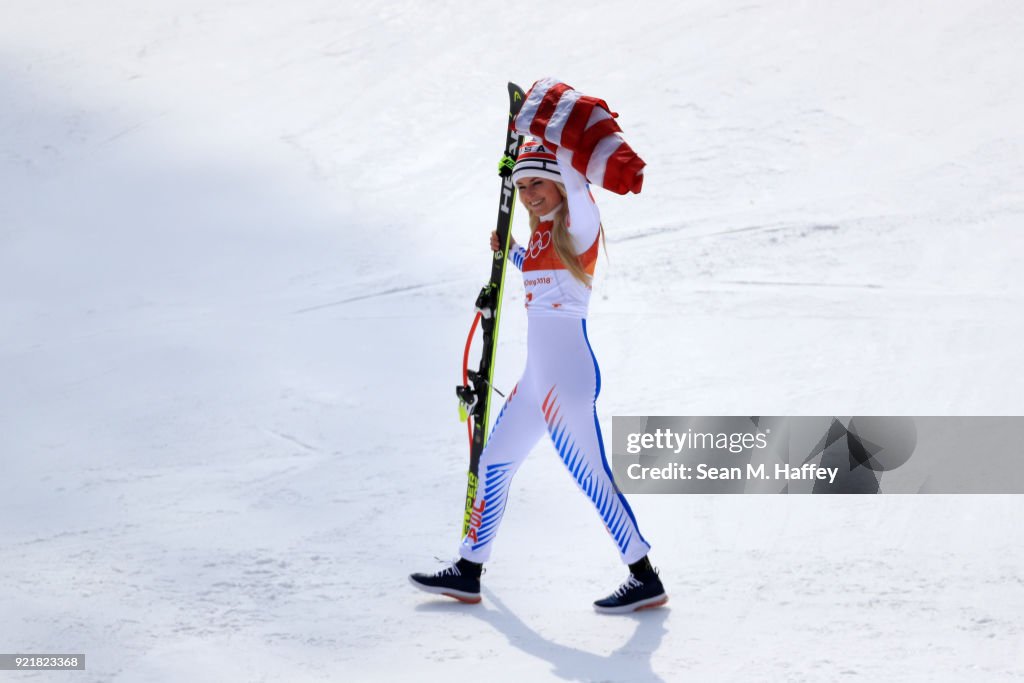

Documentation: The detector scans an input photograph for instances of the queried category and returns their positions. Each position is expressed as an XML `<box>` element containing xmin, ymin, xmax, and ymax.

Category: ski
<box><xmin>456</xmin><ymin>82</ymin><xmax>526</xmax><ymax>541</ymax></box>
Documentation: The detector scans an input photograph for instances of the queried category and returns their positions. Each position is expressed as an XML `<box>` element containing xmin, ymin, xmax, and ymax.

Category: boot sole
<box><xmin>408</xmin><ymin>576</ymin><xmax>482</xmax><ymax>604</ymax></box>
<box><xmin>593</xmin><ymin>593</ymin><xmax>668</xmax><ymax>614</ymax></box>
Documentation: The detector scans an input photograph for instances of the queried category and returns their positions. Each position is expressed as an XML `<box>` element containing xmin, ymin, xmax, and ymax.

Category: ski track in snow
<box><xmin>2</xmin><ymin>0</ymin><xmax>1024</xmax><ymax>681</ymax></box>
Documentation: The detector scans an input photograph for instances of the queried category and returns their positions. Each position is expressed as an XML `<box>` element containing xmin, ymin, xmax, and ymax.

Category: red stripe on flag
<box><xmin>629</xmin><ymin>167</ymin><xmax>645</xmax><ymax>194</ymax></box>
<box><xmin>581</xmin><ymin>94</ymin><xmax>615</xmax><ymax>118</ymax></box>
<box><xmin>569</xmin><ymin>129</ymin><xmax>619</xmax><ymax>182</ymax></box>
<box><xmin>603</xmin><ymin>141</ymin><xmax>646</xmax><ymax>195</ymax></box>
<box><xmin>620</xmin><ymin>141</ymin><xmax>646</xmax><ymax>194</ymax></box>
<box><xmin>600</xmin><ymin>142</ymin><xmax>628</xmax><ymax>195</ymax></box>
<box><xmin>530</xmin><ymin>82</ymin><xmax>572</xmax><ymax>140</ymax></box>
<box><xmin>579</xmin><ymin>119</ymin><xmax>622</xmax><ymax>159</ymax></box>
<box><xmin>559</xmin><ymin>98</ymin><xmax>595</xmax><ymax>151</ymax></box>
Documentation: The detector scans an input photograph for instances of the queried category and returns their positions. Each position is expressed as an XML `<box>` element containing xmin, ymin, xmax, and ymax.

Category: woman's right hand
<box><xmin>491</xmin><ymin>231</ymin><xmax>516</xmax><ymax>252</ymax></box>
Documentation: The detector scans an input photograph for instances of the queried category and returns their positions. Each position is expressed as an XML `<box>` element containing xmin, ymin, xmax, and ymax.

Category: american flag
<box><xmin>513</xmin><ymin>78</ymin><xmax>645</xmax><ymax>195</ymax></box>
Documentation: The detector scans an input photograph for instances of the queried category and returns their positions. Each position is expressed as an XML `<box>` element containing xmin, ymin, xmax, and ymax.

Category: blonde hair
<box><xmin>527</xmin><ymin>183</ymin><xmax>605</xmax><ymax>285</ymax></box>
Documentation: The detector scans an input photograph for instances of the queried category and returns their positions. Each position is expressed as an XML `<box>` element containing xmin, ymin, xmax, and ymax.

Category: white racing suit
<box><xmin>459</xmin><ymin>152</ymin><xmax>652</xmax><ymax>565</ymax></box>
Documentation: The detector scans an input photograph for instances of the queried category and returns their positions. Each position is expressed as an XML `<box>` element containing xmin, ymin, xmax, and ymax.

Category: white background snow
<box><xmin>2</xmin><ymin>1</ymin><xmax>1023</xmax><ymax>681</ymax></box>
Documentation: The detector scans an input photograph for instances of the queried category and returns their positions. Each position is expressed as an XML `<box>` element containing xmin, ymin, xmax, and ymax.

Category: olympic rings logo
<box><xmin>528</xmin><ymin>230</ymin><xmax>551</xmax><ymax>259</ymax></box>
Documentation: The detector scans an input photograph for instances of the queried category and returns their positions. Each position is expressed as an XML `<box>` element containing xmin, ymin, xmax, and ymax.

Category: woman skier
<box><xmin>410</xmin><ymin>139</ymin><xmax>667</xmax><ymax>614</ymax></box>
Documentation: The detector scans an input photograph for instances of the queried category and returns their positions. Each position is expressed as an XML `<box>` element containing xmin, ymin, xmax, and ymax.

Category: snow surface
<box><xmin>2</xmin><ymin>1</ymin><xmax>1023</xmax><ymax>681</ymax></box>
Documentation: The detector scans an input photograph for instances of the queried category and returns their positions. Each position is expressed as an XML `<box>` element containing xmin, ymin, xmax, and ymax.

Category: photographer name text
<box><xmin>626</xmin><ymin>462</ymin><xmax>838</xmax><ymax>484</ymax></box>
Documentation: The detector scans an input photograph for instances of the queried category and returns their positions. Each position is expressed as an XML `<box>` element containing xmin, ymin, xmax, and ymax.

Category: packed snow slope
<box><xmin>2</xmin><ymin>1</ymin><xmax>1023</xmax><ymax>681</ymax></box>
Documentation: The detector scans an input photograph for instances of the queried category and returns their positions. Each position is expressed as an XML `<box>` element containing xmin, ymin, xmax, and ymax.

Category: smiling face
<box><xmin>516</xmin><ymin>177</ymin><xmax>564</xmax><ymax>218</ymax></box>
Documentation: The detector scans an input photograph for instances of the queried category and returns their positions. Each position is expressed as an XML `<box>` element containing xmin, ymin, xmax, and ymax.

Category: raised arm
<box><xmin>556</xmin><ymin>148</ymin><xmax>601</xmax><ymax>254</ymax></box>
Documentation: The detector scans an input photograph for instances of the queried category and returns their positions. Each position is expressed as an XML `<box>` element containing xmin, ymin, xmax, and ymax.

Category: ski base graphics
<box><xmin>457</xmin><ymin>82</ymin><xmax>526</xmax><ymax>540</ymax></box>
